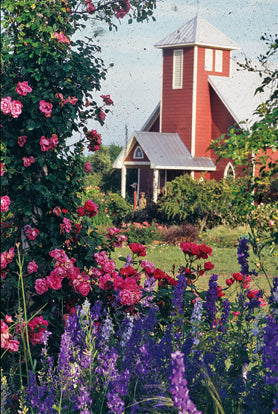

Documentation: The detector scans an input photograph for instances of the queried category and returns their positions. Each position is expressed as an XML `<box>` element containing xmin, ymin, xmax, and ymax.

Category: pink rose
<box><xmin>64</xmin><ymin>96</ymin><xmax>78</xmax><ymax>105</ymax></box>
<box><xmin>100</xmin><ymin>94</ymin><xmax>113</xmax><ymax>106</ymax></box>
<box><xmin>1</xmin><ymin>96</ymin><xmax>12</xmax><ymax>114</ymax></box>
<box><xmin>10</xmin><ymin>100</ymin><xmax>23</xmax><ymax>118</ymax></box>
<box><xmin>141</xmin><ymin>260</ymin><xmax>155</xmax><ymax>274</ymax></box>
<box><xmin>5</xmin><ymin>315</ymin><xmax>13</xmax><ymax>323</ymax></box>
<box><xmin>39</xmin><ymin>100</ymin><xmax>53</xmax><ymax>117</ymax></box>
<box><xmin>46</xmin><ymin>274</ymin><xmax>62</xmax><ymax>290</ymax></box>
<box><xmin>15</xmin><ymin>81</ymin><xmax>32</xmax><ymax>96</ymax></box>
<box><xmin>1</xmin><ymin>163</ymin><xmax>4</xmax><ymax>176</ymax></box>
<box><xmin>40</xmin><ymin>136</ymin><xmax>51</xmax><ymax>151</ymax></box>
<box><xmin>1</xmin><ymin>253</ymin><xmax>8</xmax><ymax>270</ymax></box>
<box><xmin>18</xmin><ymin>136</ymin><xmax>27</xmax><ymax>147</ymax></box>
<box><xmin>120</xmin><ymin>289</ymin><xmax>134</xmax><ymax>306</ymax></box>
<box><xmin>97</xmin><ymin>110</ymin><xmax>106</xmax><ymax>121</ymax></box>
<box><xmin>86</xmin><ymin>2</ymin><xmax>96</xmax><ymax>13</ymax></box>
<box><xmin>84</xmin><ymin>161</ymin><xmax>92</xmax><ymax>173</ymax></box>
<box><xmin>25</xmin><ymin>226</ymin><xmax>39</xmax><ymax>240</ymax></box>
<box><xmin>50</xmin><ymin>134</ymin><xmax>58</xmax><ymax>148</ymax></box>
<box><xmin>77</xmin><ymin>282</ymin><xmax>91</xmax><ymax>297</ymax></box>
<box><xmin>35</xmin><ymin>278</ymin><xmax>49</xmax><ymax>295</ymax></box>
<box><xmin>50</xmin><ymin>266</ymin><xmax>67</xmax><ymax>279</ymax></box>
<box><xmin>53</xmin><ymin>206</ymin><xmax>62</xmax><ymax>216</ymax></box>
<box><xmin>1</xmin><ymin>195</ymin><xmax>11</xmax><ymax>212</ymax></box>
<box><xmin>99</xmin><ymin>274</ymin><xmax>113</xmax><ymax>290</ymax></box>
<box><xmin>123</xmin><ymin>277</ymin><xmax>138</xmax><ymax>291</ymax></box>
<box><xmin>61</xmin><ymin>217</ymin><xmax>72</xmax><ymax>233</ymax></box>
<box><xmin>27</xmin><ymin>260</ymin><xmax>38</xmax><ymax>274</ymax></box>
<box><xmin>102</xmin><ymin>259</ymin><xmax>115</xmax><ymax>273</ymax></box>
<box><xmin>53</xmin><ymin>32</ymin><xmax>70</xmax><ymax>44</ymax></box>
<box><xmin>84</xmin><ymin>199</ymin><xmax>98</xmax><ymax>217</ymax></box>
<box><xmin>22</xmin><ymin>156</ymin><xmax>35</xmax><ymax>167</ymax></box>
<box><xmin>115</xmin><ymin>1</ymin><xmax>130</xmax><ymax>18</ymax></box>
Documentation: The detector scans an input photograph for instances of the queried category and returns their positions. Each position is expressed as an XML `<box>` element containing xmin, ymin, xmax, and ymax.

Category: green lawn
<box><xmin>111</xmin><ymin>243</ymin><xmax>276</xmax><ymax>297</ymax></box>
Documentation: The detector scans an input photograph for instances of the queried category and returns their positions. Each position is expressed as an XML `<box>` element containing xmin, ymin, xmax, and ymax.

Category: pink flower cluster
<box><xmin>1</xmin><ymin>319</ymin><xmax>19</xmax><ymax>353</ymax></box>
<box><xmin>27</xmin><ymin>260</ymin><xmax>38</xmax><ymax>274</ymax></box>
<box><xmin>129</xmin><ymin>242</ymin><xmax>147</xmax><ymax>257</ymax></box>
<box><xmin>97</xmin><ymin>109</ymin><xmax>106</xmax><ymax>122</ymax></box>
<box><xmin>85</xmin><ymin>129</ymin><xmax>102</xmax><ymax>152</ymax></box>
<box><xmin>1</xmin><ymin>247</ymin><xmax>14</xmax><ymax>271</ymax></box>
<box><xmin>78</xmin><ymin>199</ymin><xmax>98</xmax><ymax>218</ymax></box>
<box><xmin>24</xmin><ymin>225</ymin><xmax>39</xmax><ymax>241</ymax></box>
<box><xmin>106</xmin><ymin>227</ymin><xmax>127</xmax><ymax>247</ymax></box>
<box><xmin>1</xmin><ymin>96</ymin><xmax>23</xmax><ymax>118</ymax></box>
<box><xmin>18</xmin><ymin>135</ymin><xmax>27</xmax><ymax>147</ymax></box>
<box><xmin>115</xmin><ymin>0</ymin><xmax>130</xmax><ymax>18</ymax></box>
<box><xmin>34</xmin><ymin>249</ymin><xmax>89</xmax><ymax>297</ymax></box>
<box><xmin>84</xmin><ymin>161</ymin><xmax>92</xmax><ymax>173</ymax></box>
<box><xmin>61</xmin><ymin>217</ymin><xmax>72</xmax><ymax>234</ymax></box>
<box><xmin>101</xmin><ymin>94</ymin><xmax>113</xmax><ymax>106</ymax></box>
<box><xmin>1</xmin><ymin>195</ymin><xmax>11</xmax><ymax>212</ymax></box>
<box><xmin>226</xmin><ymin>272</ymin><xmax>252</xmax><ymax>289</ymax></box>
<box><xmin>84</xmin><ymin>0</ymin><xmax>96</xmax><ymax>13</ymax></box>
<box><xmin>53</xmin><ymin>32</ymin><xmax>70</xmax><ymax>44</ymax></box>
<box><xmin>16</xmin><ymin>316</ymin><xmax>48</xmax><ymax>346</ymax></box>
<box><xmin>55</xmin><ymin>93</ymin><xmax>78</xmax><ymax>106</ymax></box>
<box><xmin>180</xmin><ymin>242</ymin><xmax>212</xmax><ymax>259</ymax></box>
<box><xmin>40</xmin><ymin>134</ymin><xmax>58</xmax><ymax>151</ymax></box>
<box><xmin>15</xmin><ymin>81</ymin><xmax>32</xmax><ymax>96</ymax></box>
<box><xmin>153</xmin><ymin>267</ymin><xmax>178</xmax><ymax>287</ymax></box>
<box><xmin>23</xmin><ymin>156</ymin><xmax>35</xmax><ymax>167</ymax></box>
<box><xmin>92</xmin><ymin>251</ymin><xmax>142</xmax><ymax>307</ymax></box>
<box><xmin>39</xmin><ymin>100</ymin><xmax>53</xmax><ymax>117</ymax></box>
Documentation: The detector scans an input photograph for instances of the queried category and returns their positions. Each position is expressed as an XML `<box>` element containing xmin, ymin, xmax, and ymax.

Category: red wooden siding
<box><xmin>194</xmin><ymin>48</ymin><xmax>231</xmax><ymax>159</ymax></box>
<box><xmin>209</xmin><ymin>86</ymin><xmax>237</xmax><ymax>180</ymax></box>
<box><xmin>161</xmin><ymin>47</ymin><xmax>194</xmax><ymax>152</ymax></box>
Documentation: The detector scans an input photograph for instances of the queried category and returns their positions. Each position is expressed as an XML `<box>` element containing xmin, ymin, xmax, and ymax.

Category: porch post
<box><xmin>121</xmin><ymin>165</ymin><xmax>126</xmax><ymax>199</ymax></box>
<box><xmin>153</xmin><ymin>168</ymin><xmax>159</xmax><ymax>203</ymax></box>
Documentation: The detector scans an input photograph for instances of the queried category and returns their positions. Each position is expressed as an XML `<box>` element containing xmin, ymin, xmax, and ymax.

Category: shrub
<box><xmin>107</xmin><ymin>193</ymin><xmax>133</xmax><ymax>225</ymax></box>
<box><xmin>164</xmin><ymin>223</ymin><xmax>199</xmax><ymax>245</ymax></box>
<box><xmin>121</xmin><ymin>221</ymin><xmax>167</xmax><ymax>245</ymax></box>
<box><xmin>157</xmin><ymin>174</ymin><xmax>253</xmax><ymax>230</ymax></box>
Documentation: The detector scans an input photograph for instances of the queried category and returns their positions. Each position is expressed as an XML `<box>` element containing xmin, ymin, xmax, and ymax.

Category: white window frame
<box><xmin>215</xmin><ymin>50</ymin><xmax>223</xmax><ymax>72</ymax></box>
<box><xmin>172</xmin><ymin>49</ymin><xmax>183</xmax><ymax>89</ymax></box>
<box><xmin>205</xmin><ymin>48</ymin><xmax>213</xmax><ymax>71</ymax></box>
<box><xmin>133</xmin><ymin>145</ymin><xmax>144</xmax><ymax>159</ymax></box>
<box><xmin>224</xmin><ymin>162</ymin><xmax>235</xmax><ymax>179</ymax></box>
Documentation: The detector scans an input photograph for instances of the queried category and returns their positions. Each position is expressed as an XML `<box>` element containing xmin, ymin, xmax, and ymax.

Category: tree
<box><xmin>1</xmin><ymin>0</ymin><xmax>156</xmax><ymax>361</ymax></box>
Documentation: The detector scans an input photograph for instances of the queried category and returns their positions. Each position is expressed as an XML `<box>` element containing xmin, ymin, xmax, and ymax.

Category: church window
<box><xmin>133</xmin><ymin>146</ymin><xmax>144</xmax><ymax>159</ymax></box>
<box><xmin>215</xmin><ymin>50</ymin><xmax>223</xmax><ymax>72</ymax></box>
<box><xmin>205</xmin><ymin>48</ymin><xmax>213</xmax><ymax>71</ymax></box>
<box><xmin>172</xmin><ymin>49</ymin><xmax>183</xmax><ymax>89</ymax></box>
<box><xmin>224</xmin><ymin>162</ymin><xmax>235</xmax><ymax>178</ymax></box>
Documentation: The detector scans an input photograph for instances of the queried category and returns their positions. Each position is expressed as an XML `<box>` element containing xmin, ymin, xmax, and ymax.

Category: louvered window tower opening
<box><xmin>172</xmin><ymin>49</ymin><xmax>183</xmax><ymax>89</ymax></box>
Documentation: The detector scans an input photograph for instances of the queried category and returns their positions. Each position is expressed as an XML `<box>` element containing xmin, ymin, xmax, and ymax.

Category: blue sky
<box><xmin>80</xmin><ymin>0</ymin><xmax>277</xmax><ymax>148</ymax></box>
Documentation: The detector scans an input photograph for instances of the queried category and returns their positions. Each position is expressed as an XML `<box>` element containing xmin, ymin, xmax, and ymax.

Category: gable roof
<box><xmin>209</xmin><ymin>60</ymin><xmax>276</xmax><ymax>126</ymax></box>
<box><xmin>155</xmin><ymin>15</ymin><xmax>239</xmax><ymax>50</ymax></box>
<box><xmin>113</xmin><ymin>131</ymin><xmax>216</xmax><ymax>171</ymax></box>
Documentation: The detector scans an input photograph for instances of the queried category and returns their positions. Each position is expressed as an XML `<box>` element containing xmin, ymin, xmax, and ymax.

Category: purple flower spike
<box><xmin>170</xmin><ymin>350</ymin><xmax>202</xmax><ymax>414</ymax></box>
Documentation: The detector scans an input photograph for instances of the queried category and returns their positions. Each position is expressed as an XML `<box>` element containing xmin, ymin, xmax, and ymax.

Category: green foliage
<box><xmin>106</xmin><ymin>193</ymin><xmax>133</xmax><ymax>224</ymax></box>
<box><xmin>84</xmin><ymin>143</ymin><xmax>122</xmax><ymax>192</ymax></box>
<box><xmin>157</xmin><ymin>174</ymin><xmax>252</xmax><ymax>230</ymax></box>
<box><xmin>120</xmin><ymin>221</ymin><xmax>167</xmax><ymax>245</ymax></box>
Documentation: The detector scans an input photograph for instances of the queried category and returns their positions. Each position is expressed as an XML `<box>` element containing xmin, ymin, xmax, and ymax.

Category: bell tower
<box><xmin>155</xmin><ymin>15</ymin><xmax>239</xmax><ymax>158</ymax></box>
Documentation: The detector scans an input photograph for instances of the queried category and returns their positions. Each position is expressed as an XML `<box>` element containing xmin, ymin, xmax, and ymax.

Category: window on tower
<box><xmin>205</xmin><ymin>48</ymin><xmax>213</xmax><ymax>71</ymax></box>
<box><xmin>172</xmin><ymin>49</ymin><xmax>183</xmax><ymax>89</ymax></box>
<box><xmin>215</xmin><ymin>50</ymin><xmax>223</xmax><ymax>72</ymax></box>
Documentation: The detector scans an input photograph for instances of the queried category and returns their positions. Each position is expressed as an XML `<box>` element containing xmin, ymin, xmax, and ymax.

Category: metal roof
<box><xmin>113</xmin><ymin>131</ymin><xmax>216</xmax><ymax>171</ymax></box>
<box><xmin>208</xmin><ymin>59</ymin><xmax>276</xmax><ymax>126</ymax></box>
<box><xmin>155</xmin><ymin>15</ymin><xmax>239</xmax><ymax>50</ymax></box>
